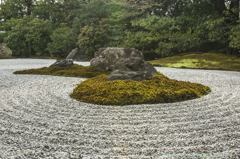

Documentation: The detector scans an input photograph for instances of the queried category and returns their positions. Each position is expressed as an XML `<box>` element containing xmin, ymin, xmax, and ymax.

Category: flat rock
<box><xmin>107</xmin><ymin>57</ymin><xmax>158</xmax><ymax>81</ymax></box>
<box><xmin>49</xmin><ymin>59</ymin><xmax>73</xmax><ymax>67</ymax></box>
<box><xmin>107</xmin><ymin>70</ymin><xmax>146</xmax><ymax>81</ymax></box>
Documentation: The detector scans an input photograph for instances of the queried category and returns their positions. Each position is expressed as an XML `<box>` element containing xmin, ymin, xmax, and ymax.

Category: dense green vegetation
<box><xmin>13</xmin><ymin>64</ymin><xmax>111</xmax><ymax>78</ymax></box>
<box><xmin>70</xmin><ymin>73</ymin><xmax>211</xmax><ymax>105</ymax></box>
<box><xmin>149</xmin><ymin>52</ymin><xmax>240</xmax><ymax>71</ymax></box>
<box><xmin>1</xmin><ymin>0</ymin><xmax>239</xmax><ymax>59</ymax></box>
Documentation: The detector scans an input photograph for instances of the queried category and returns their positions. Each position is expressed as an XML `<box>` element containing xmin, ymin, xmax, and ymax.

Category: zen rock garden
<box><xmin>14</xmin><ymin>47</ymin><xmax>211</xmax><ymax>105</ymax></box>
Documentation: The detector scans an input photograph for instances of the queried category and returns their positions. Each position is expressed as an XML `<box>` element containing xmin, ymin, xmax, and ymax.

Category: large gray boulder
<box><xmin>90</xmin><ymin>47</ymin><xmax>144</xmax><ymax>71</ymax></box>
<box><xmin>107</xmin><ymin>70</ymin><xmax>146</xmax><ymax>82</ymax></box>
<box><xmin>107</xmin><ymin>57</ymin><xmax>158</xmax><ymax>82</ymax></box>
<box><xmin>49</xmin><ymin>59</ymin><xmax>73</xmax><ymax>67</ymax></box>
<box><xmin>91</xmin><ymin>47</ymin><xmax>157</xmax><ymax>81</ymax></box>
<box><xmin>66</xmin><ymin>48</ymin><xmax>91</xmax><ymax>61</ymax></box>
<box><xmin>0</xmin><ymin>43</ymin><xmax>12</xmax><ymax>58</ymax></box>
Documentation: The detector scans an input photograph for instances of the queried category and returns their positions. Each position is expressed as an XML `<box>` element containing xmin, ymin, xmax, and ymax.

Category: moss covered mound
<box><xmin>70</xmin><ymin>72</ymin><xmax>211</xmax><ymax>105</ymax></box>
<box><xmin>149</xmin><ymin>52</ymin><xmax>240</xmax><ymax>72</ymax></box>
<box><xmin>13</xmin><ymin>64</ymin><xmax>111</xmax><ymax>78</ymax></box>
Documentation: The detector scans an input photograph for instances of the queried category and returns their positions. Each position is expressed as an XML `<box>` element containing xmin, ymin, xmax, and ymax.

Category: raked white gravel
<box><xmin>0</xmin><ymin>59</ymin><xmax>239</xmax><ymax>159</ymax></box>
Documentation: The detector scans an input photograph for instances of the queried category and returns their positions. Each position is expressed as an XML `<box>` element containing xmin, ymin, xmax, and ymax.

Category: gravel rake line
<box><xmin>0</xmin><ymin>59</ymin><xmax>239</xmax><ymax>158</ymax></box>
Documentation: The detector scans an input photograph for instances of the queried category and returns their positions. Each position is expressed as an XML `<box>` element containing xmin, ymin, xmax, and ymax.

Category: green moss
<box><xmin>14</xmin><ymin>61</ymin><xmax>211</xmax><ymax>106</ymax></box>
<box><xmin>13</xmin><ymin>64</ymin><xmax>111</xmax><ymax>78</ymax></box>
<box><xmin>149</xmin><ymin>52</ymin><xmax>240</xmax><ymax>72</ymax></box>
<box><xmin>70</xmin><ymin>72</ymin><xmax>211</xmax><ymax>106</ymax></box>
<box><xmin>166</xmin><ymin>59</ymin><xmax>200</xmax><ymax>68</ymax></box>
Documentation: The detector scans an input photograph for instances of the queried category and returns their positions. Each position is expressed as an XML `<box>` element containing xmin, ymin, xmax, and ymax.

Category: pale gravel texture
<box><xmin>0</xmin><ymin>59</ymin><xmax>239</xmax><ymax>159</ymax></box>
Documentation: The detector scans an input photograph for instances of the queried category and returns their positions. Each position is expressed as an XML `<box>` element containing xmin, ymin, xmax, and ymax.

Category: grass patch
<box><xmin>149</xmin><ymin>52</ymin><xmax>240</xmax><ymax>71</ymax></box>
<box><xmin>70</xmin><ymin>72</ymin><xmax>211</xmax><ymax>106</ymax></box>
<box><xmin>13</xmin><ymin>64</ymin><xmax>111</xmax><ymax>78</ymax></box>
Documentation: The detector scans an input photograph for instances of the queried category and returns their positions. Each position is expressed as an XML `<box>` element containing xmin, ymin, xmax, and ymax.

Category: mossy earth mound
<box><xmin>70</xmin><ymin>72</ymin><xmax>211</xmax><ymax>105</ymax></box>
<box><xmin>14</xmin><ymin>64</ymin><xmax>111</xmax><ymax>78</ymax></box>
<box><xmin>149</xmin><ymin>52</ymin><xmax>240</xmax><ymax>72</ymax></box>
<box><xmin>14</xmin><ymin>64</ymin><xmax>210</xmax><ymax>105</ymax></box>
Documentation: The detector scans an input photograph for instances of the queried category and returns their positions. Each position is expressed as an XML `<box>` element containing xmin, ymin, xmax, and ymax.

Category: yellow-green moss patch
<box><xmin>70</xmin><ymin>72</ymin><xmax>211</xmax><ymax>105</ymax></box>
<box><xmin>166</xmin><ymin>59</ymin><xmax>200</xmax><ymax>68</ymax></box>
<box><xmin>13</xmin><ymin>64</ymin><xmax>111</xmax><ymax>78</ymax></box>
<box><xmin>149</xmin><ymin>52</ymin><xmax>240</xmax><ymax>71</ymax></box>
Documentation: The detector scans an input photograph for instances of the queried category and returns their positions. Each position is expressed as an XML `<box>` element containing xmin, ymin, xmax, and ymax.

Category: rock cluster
<box><xmin>1</xmin><ymin>59</ymin><xmax>239</xmax><ymax>158</ymax></box>
<box><xmin>90</xmin><ymin>47</ymin><xmax>158</xmax><ymax>81</ymax></box>
<box><xmin>90</xmin><ymin>48</ymin><xmax>144</xmax><ymax>71</ymax></box>
<box><xmin>0</xmin><ymin>43</ymin><xmax>12</xmax><ymax>58</ymax></box>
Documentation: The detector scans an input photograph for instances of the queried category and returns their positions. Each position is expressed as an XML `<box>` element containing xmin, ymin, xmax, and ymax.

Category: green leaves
<box><xmin>25</xmin><ymin>18</ymin><xmax>53</xmax><ymax>56</ymax></box>
<box><xmin>69</xmin><ymin>0</ymin><xmax>108</xmax><ymax>34</ymax></box>
<box><xmin>77</xmin><ymin>18</ymin><xmax>109</xmax><ymax>57</ymax></box>
<box><xmin>47</xmin><ymin>27</ymin><xmax>77</xmax><ymax>57</ymax></box>
<box><xmin>4</xmin><ymin>16</ymin><xmax>53</xmax><ymax>57</ymax></box>
<box><xmin>123</xmin><ymin>15</ymin><xmax>199</xmax><ymax>59</ymax></box>
<box><xmin>229</xmin><ymin>22</ymin><xmax>240</xmax><ymax>52</ymax></box>
<box><xmin>2</xmin><ymin>0</ymin><xmax>239</xmax><ymax>58</ymax></box>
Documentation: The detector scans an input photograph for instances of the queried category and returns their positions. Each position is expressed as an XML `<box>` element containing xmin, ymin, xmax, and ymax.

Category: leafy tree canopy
<box><xmin>1</xmin><ymin>0</ymin><xmax>239</xmax><ymax>58</ymax></box>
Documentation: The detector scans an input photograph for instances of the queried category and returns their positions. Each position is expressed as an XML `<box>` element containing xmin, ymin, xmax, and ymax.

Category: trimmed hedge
<box><xmin>70</xmin><ymin>72</ymin><xmax>211</xmax><ymax>105</ymax></box>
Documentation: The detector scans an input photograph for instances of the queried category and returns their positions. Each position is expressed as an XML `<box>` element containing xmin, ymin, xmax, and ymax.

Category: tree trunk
<box><xmin>28</xmin><ymin>42</ymin><xmax>31</xmax><ymax>57</ymax></box>
<box><xmin>226</xmin><ymin>44</ymin><xmax>231</xmax><ymax>55</ymax></box>
<box><xmin>25</xmin><ymin>0</ymin><xmax>32</xmax><ymax>15</ymax></box>
<box><xmin>230</xmin><ymin>0</ymin><xmax>239</xmax><ymax>20</ymax></box>
<box><xmin>1</xmin><ymin>0</ymin><xmax>5</xmax><ymax>21</ymax></box>
<box><xmin>172</xmin><ymin>0</ymin><xmax>181</xmax><ymax>17</ymax></box>
<box><xmin>211</xmin><ymin>0</ymin><xmax>226</xmax><ymax>15</ymax></box>
<box><xmin>64</xmin><ymin>0</ymin><xmax>71</xmax><ymax>27</ymax></box>
<box><xmin>19</xmin><ymin>0</ymin><xmax>24</xmax><ymax>18</ymax></box>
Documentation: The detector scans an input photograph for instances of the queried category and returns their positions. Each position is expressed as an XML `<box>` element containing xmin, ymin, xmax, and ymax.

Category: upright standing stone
<box><xmin>66</xmin><ymin>48</ymin><xmax>91</xmax><ymax>61</ymax></box>
<box><xmin>66</xmin><ymin>48</ymin><xmax>78</xmax><ymax>60</ymax></box>
<box><xmin>0</xmin><ymin>43</ymin><xmax>12</xmax><ymax>59</ymax></box>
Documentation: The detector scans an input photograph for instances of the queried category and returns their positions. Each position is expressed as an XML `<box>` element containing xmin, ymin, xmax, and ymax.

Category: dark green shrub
<box><xmin>77</xmin><ymin>18</ymin><xmax>109</xmax><ymax>57</ymax></box>
<box><xmin>4</xmin><ymin>16</ymin><xmax>53</xmax><ymax>57</ymax></box>
<box><xmin>47</xmin><ymin>27</ymin><xmax>78</xmax><ymax>58</ymax></box>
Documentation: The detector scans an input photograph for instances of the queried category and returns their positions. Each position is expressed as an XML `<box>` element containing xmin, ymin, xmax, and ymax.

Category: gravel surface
<box><xmin>0</xmin><ymin>59</ymin><xmax>239</xmax><ymax>159</ymax></box>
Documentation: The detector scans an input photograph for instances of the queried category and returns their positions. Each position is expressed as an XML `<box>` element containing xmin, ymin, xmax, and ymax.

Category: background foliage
<box><xmin>0</xmin><ymin>0</ymin><xmax>239</xmax><ymax>59</ymax></box>
<box><xmin>47</xmin><ymin>26</ymin><xmax>77</xmax><ymax>57</ymax></box>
